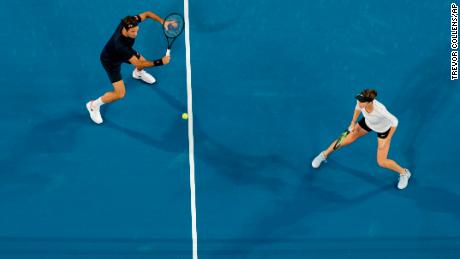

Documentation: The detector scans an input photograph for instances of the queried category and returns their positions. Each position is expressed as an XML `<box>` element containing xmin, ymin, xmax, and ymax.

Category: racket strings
<box><xmin>164</xmin><ymin>14</ymin><xmax>184</xmax><ymax>38</ymax></box>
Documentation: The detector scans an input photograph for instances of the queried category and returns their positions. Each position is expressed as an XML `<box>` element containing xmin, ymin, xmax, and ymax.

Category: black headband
<box><xmin>355</xmin><ymin>94</ymin><xmax>374</xmax><ymax>102</ymax></box>
<box><xmin>122</xmin><ymin>15</ymin><xmax>141</xmax><ymax>30</ymax></box>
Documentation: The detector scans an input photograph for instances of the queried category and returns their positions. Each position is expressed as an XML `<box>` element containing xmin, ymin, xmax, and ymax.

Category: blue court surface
<box><xmin>1</xmin><ymin>0</ymin><xmax>459</xmax><ymax>258</ymax></box>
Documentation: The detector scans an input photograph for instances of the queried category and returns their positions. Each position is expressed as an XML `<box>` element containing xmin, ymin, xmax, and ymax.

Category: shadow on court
<box><xmin>104</xmin><ymin>86</ymin><xmax>302</xmax><ymax>193</ymax></box>
<box><xmin>330</xmin><ymin>159</ymin><xmax>460</xmax><ymax>220</ymax></box>
<box><xmin>105</xmin><ymin>118</ymin><xmax>188</xmax><ymax>154</ymax></box>
<box><xmin>391</xmin><ymin>50</ymin><xmax>454</xmax><ymax>171</ymax></box>
<box><xmin>194</xmin><ymin>160</ymin><xmax>394</xmax><ymax>256</ymax></box>
<box><xmin>0</xmin><ymin>112</ymin><xmax>87</xmax><ymax>196</ymax></box>
<box><xmin>204</xmin><ymin>156</ymin><xmax>460</xmax><ymax>256</ymax></box>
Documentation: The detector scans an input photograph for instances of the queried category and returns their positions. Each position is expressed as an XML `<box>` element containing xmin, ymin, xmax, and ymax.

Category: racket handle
<box><xmin>166</xmin><ymin>49</ymin><xmax>170</xmax><ymax>56</ymax></box>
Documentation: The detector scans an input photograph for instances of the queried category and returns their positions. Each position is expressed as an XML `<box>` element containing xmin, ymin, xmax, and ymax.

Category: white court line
<box><xmin>183</xmin><ymin>0</ymin><xmax>198</xmax><ymax>258</ymax></box>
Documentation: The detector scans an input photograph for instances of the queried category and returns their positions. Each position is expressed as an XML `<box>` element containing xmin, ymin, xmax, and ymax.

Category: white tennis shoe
<box><xmin>312</xmin><ymin>152</ymin><xmax>327</xmax><ymax>168</ymax></box>
<box><xmin>132</xmin><ymin>69</ymin><xmax>156</xmax><ymax>84</ymax></box>
<box><xmin>397</xmin><ymin>169</ymin><xmax>412</xmax><ymax>190</ymax></box>
<box><xmin>86</xmin><ymin>101</ymin><xmax>103</xmax><ymax>124</ymax></box>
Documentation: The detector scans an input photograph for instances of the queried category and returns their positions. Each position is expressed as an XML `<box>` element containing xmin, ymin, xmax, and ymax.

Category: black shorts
<box><xmin>100</xmin><ymin>52</ymin><xmax>141</xmax><ymax>83</ymax></box>
<box><xmin>101</xmin><ymin>62</ymin><xmax>122</xmax><ymax>83</ymax></box>
<box><xmin>358</xmin><ymin>117</ymin><xmax>391</xmax><ymax>139</ymax></box>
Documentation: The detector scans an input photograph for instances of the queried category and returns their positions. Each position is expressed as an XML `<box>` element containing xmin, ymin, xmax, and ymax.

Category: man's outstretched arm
<box><xmin>138</xmin><ymin>11</ymin><xmax>164</xmax><ymax>23</ymax></box>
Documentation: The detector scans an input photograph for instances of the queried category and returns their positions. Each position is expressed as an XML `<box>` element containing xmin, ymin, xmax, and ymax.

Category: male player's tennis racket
<box><xmin>163</xmin><ymin>13</ymin><xmax>185</xmax><ymax>56</ymax></box>
<box><xmin>333</xmin><ymin>130</ymin><xmax>350</xmax><ymax>150</ymax></box>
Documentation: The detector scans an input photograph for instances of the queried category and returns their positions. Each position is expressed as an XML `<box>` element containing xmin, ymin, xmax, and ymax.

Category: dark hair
<box><xmin>355</xmin><ymin>88</ymin><xmax>377</xmax><ymax>103</ymax></box>
<box><xmin>361</xmin><ymin>89</ymin><xmax>377</xmax><ymax>100</ymax></box>
<box><xmin>122</xmin><ymin>16</ymin><xmax>139</xmax><ymax>30</ymax></box>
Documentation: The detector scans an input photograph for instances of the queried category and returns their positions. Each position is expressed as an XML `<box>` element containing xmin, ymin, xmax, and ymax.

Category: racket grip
<box><xmin>166</xmin><ymin>49</ymin><xmax>170</xmax><ymax>56</ymax></box>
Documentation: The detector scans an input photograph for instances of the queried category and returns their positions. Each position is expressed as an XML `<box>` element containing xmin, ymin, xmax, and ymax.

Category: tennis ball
<box><xmin>182</xmin><ymin>113</ymin><xmax>188</xmax><ymax>120</ymax></box>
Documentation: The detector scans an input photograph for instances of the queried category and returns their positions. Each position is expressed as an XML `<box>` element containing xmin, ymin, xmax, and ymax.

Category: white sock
<box><xmin>92</xmin><ymin>97</ymin><xmax>104</xmax><ymax>109</ymax></box>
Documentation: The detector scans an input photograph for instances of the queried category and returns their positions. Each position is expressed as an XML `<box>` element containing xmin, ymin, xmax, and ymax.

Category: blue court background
<box><xmin>0</xmin><ymin>0</ymin><xmax>459</xmax><ymax>258</ymax></box>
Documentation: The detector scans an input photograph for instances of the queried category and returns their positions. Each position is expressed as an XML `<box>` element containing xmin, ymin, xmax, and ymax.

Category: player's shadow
<box><xmin>327</xmin><ymin>159</ymin><xmax>396</xmax><ymax>192</ymax></box>
<box><xmin>175</xmin><ymin>92</ymin><xmax>304</xmax><ymax>191</ymax></box>
<box><xmin>330</xmin><ymin>159</ymin><xmax>460</xmax><ymax>219</ymax></box>
<box><xmin>106</xmin><ymin>86</ymin><xmax>304</xmax><ymax>192</ymax></box>
<box><xmin>105</xmin><ymin>122</ymin><xmax>296</xmax><ymax>192</ymax></box>
<box><xmin>234</xmin><ymin>156</ymin><xmax>460</xmax><ymax>256</ymax></box>
<box><xmin>104</xmin><ymin>118</ymin><xmax>188</xmax><ymax>154</ymax></box>
<box><xmin>404</xmin><ymin>185</ymin><xmax>460</xmax><ymax>219</ymax></box>
<box><xmin>391</xmin><ymin>50</ymin><xmax>454</xmax><ymax>171</ymax></box>
<box><xmin>196</xmin><ymin>128</ymin><xmax>301</xmax><ymax>192</ymax></box>
<box><xmin>210</xmin><ymin>161</ymin><xmax>393</xmax><ymax>256</ymax></box>
<box><xmin>155</xmin><ymin>87</ymin><xmax>187</xmax><ymax>112</ymax></box>
<box><xmin>239</xmin><ymin>160</ymin><xmax>390</xmax><ymax>239</ymax></box>
<box><xmin>0</xmin><ymin>112</ymin><xmax>87</xmax><ymax>196</ymax></box>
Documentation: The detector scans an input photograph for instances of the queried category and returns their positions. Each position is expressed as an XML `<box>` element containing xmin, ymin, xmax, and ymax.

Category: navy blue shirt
<box><xmin>100</xmin><ymin>18</ymin><xmax>140</xmax><ymax>67</ymax></box>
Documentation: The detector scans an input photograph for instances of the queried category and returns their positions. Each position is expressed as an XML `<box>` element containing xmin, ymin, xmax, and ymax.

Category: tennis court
<box><xmin>0</xmin><ymin>0</ymin><xmax>459</xmax><ymax>258</ymax></box>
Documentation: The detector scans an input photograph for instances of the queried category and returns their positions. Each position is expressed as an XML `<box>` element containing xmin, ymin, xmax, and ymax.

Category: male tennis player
<box><xmin>86</xmin><ymin>11</ymin><xmax>175</xmax><ymax>124</ymax></box>
<box><xmin>311</xmin><ymin>89</ymin><xmax>412</xmax><ymax>190</ymax></box>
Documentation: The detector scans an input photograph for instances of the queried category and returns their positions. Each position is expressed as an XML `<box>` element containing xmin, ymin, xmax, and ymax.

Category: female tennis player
<box><xmin>311</xmin><ymin>89</ymin><xmax>412</xmax><ymax>190</ymax></box>
<box><xmin>86</xmin><ymin>11</ymin><xmax>175</xmax><ymax>124</ymax></box>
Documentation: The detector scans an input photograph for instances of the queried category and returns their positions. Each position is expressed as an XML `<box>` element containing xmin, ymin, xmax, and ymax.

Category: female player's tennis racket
<box><xmin>333</xmin><ymin>130</ymin><xmax>350</xmax><ymax>150</ymax></box>
<box><xmin>163</xmin><ymin>13</ymin><xmax>185</xmax><ymax>56</ymax></box>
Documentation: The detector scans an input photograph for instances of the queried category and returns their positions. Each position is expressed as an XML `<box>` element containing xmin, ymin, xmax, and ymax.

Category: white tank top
<box><xmin>355</xmin><ymin>99</ymin><xmax>398</xmax><ymax>133</ymax></box>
